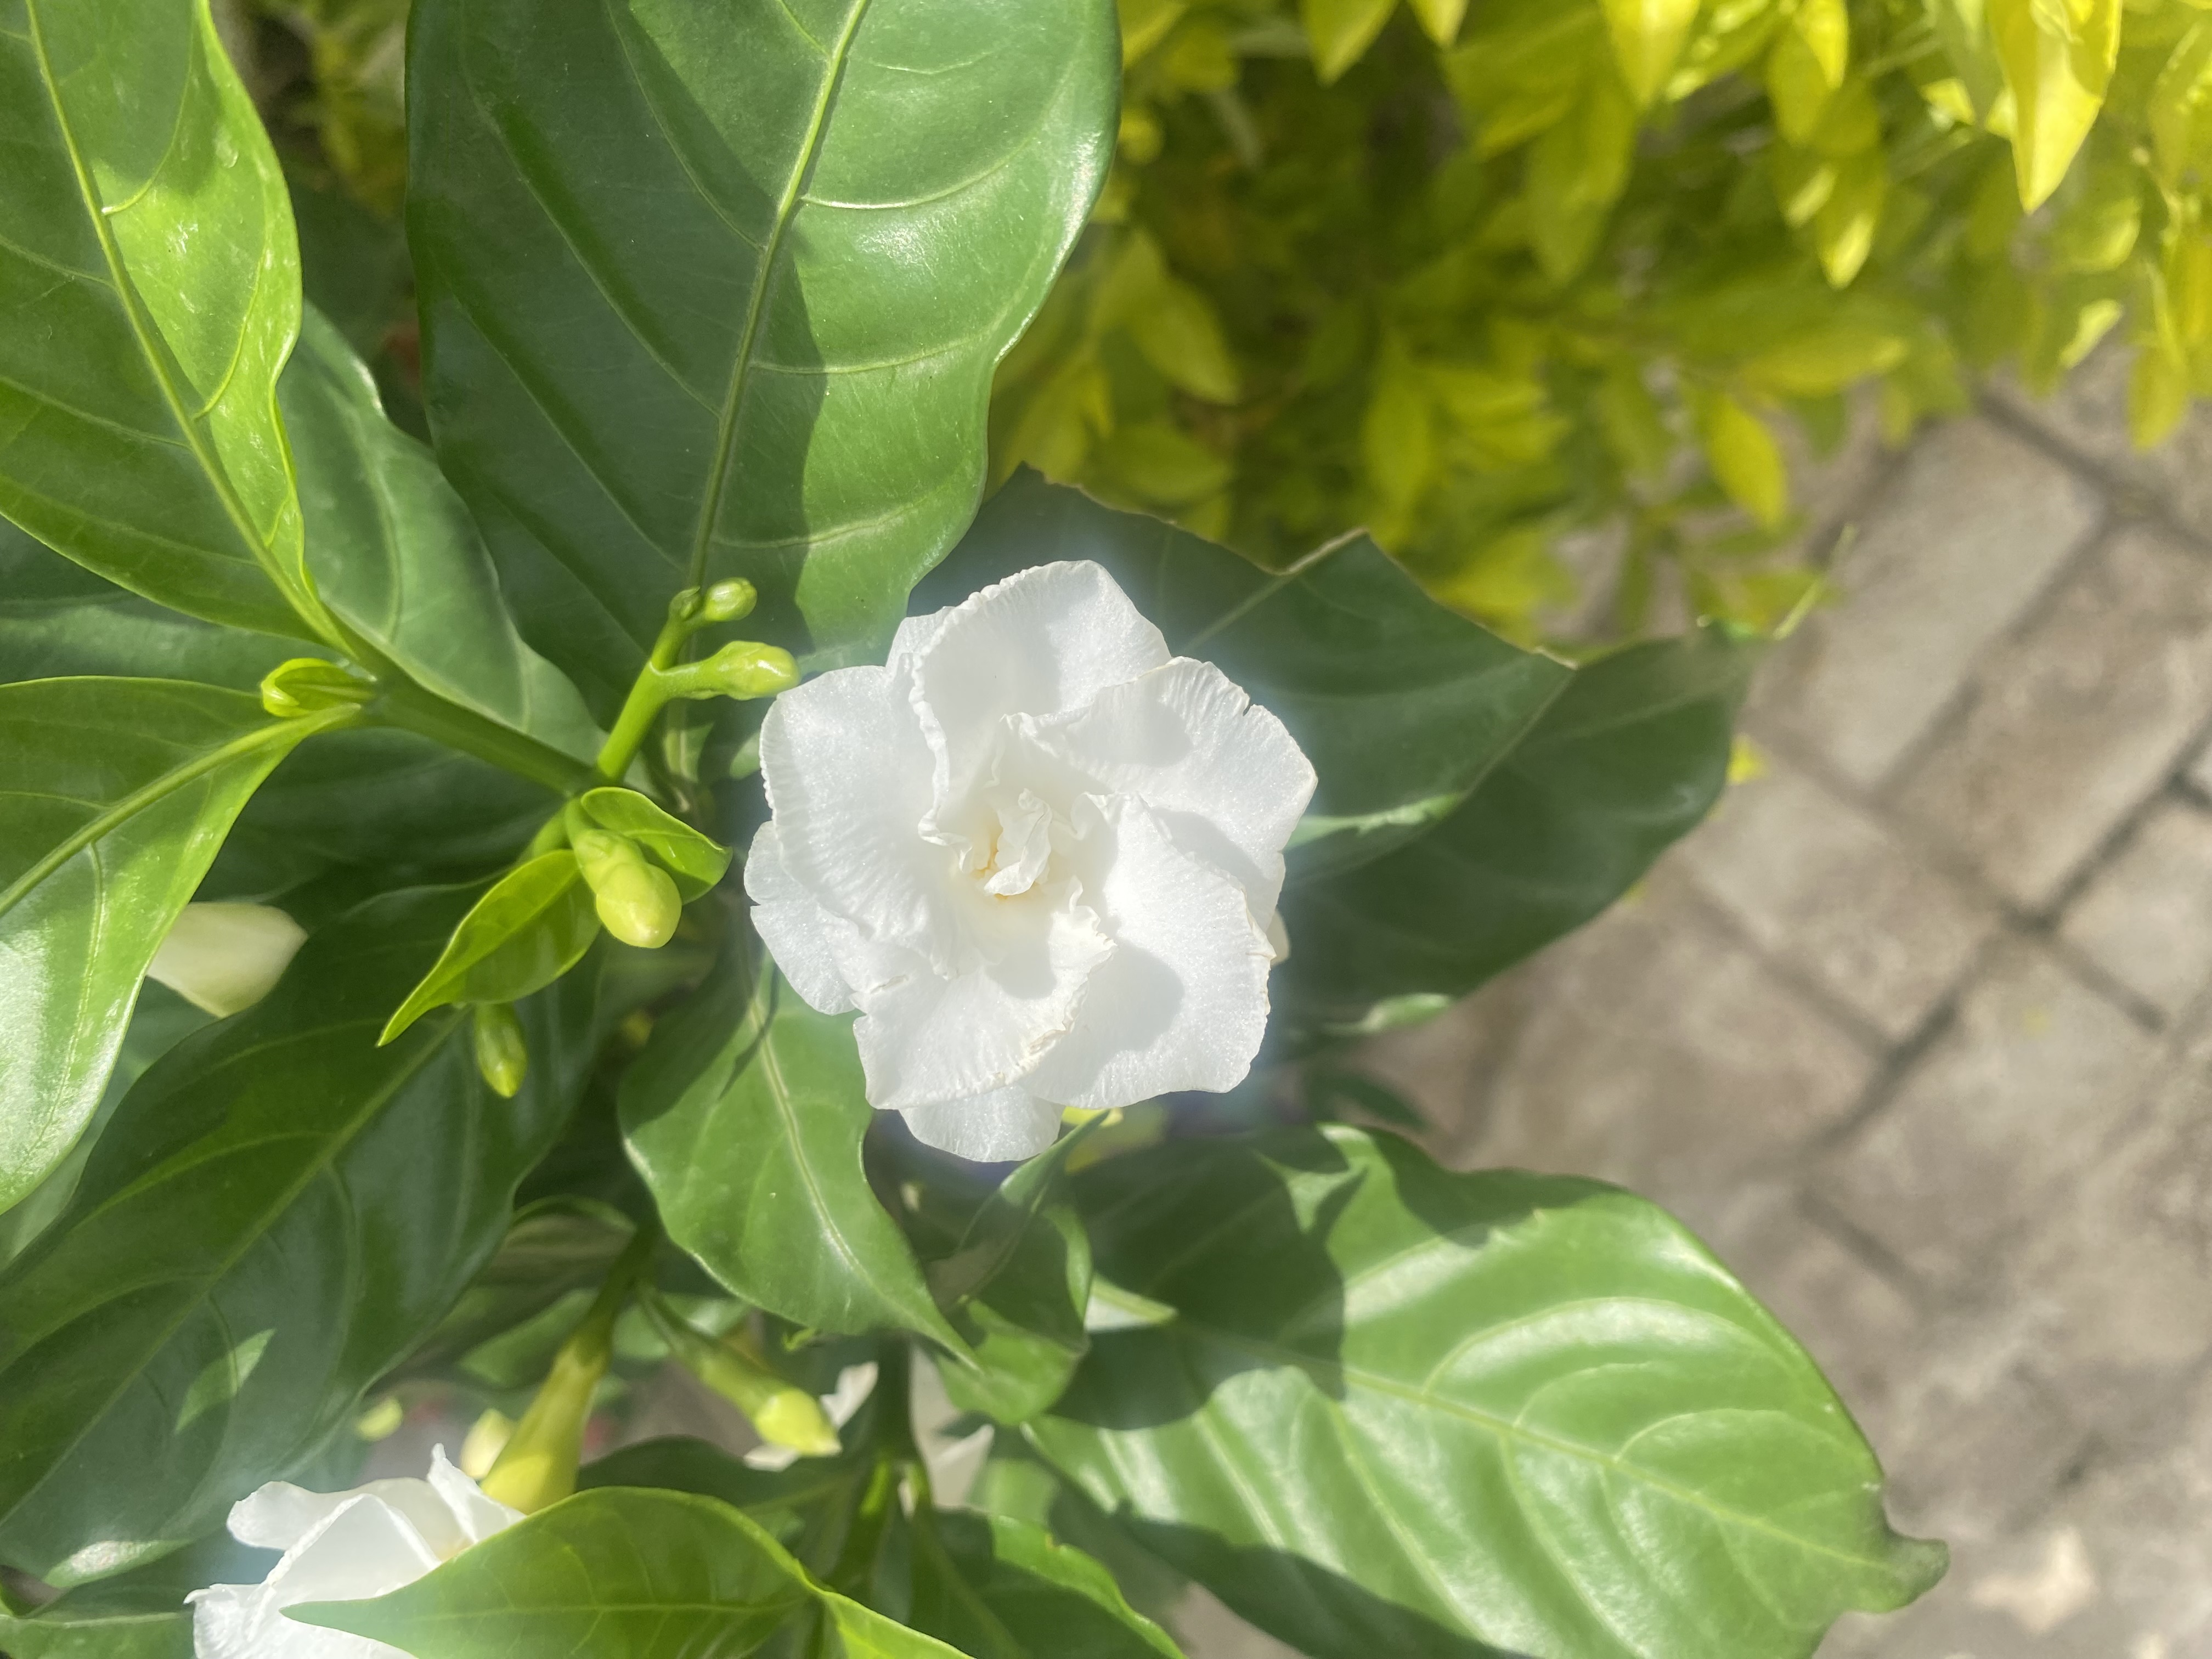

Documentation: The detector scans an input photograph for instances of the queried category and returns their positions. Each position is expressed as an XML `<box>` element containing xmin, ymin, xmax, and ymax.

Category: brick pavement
<box><xmin>1345</xmin><ymin>359</ymin><xmax>2212</xmax><ymax>1659</ymax></box>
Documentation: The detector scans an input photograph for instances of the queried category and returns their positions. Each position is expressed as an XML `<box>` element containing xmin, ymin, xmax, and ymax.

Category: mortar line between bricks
<box><xmin>1857</xmin><ymin>511</ymin><xmax>2120</xmax><ymax>810</ymax></box>
<box><xmin>1655</xmin><ymin>872</ymin><xmax>1899</xmax><ymax>1057</ymax></box>
<box><xmin>1796</xmin><ymin>1188</ymin><xmax>1937</xmax><ymax>1307</ymax></box>
<box><xmin>1980</xmin><ymin>392</ymin><xmax>2212</xmax><ymax>562</ymax></box>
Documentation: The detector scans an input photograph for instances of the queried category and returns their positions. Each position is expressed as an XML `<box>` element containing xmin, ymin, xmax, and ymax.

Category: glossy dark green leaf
<box><xmin>917</xmin><ymin>473</ymin><xmax>1574</xmax><ymax>878</ymax></box>
<box><xmin>0</xmin><ymin>521</ymin><xmax>298</xmax><ymax>689</ymax></box>
<box><xmin>623</xmin><ymin>961</ymin><xmax>967</xmax><ymax>1352</ymax></box>
<box><xmin>1278</xmin><ymin>625</ymin><xmax>1756</xmax><ymax>1032</ymax></box>
<box><xmin>296</xmin><ymin>1487</ymin><xmax>967</xmax><ymax>1658</ymax></box>
<box><xmin>580</xmin><ymin>786</ymin><xmax>732</xmax><ymax>899</ymax></box>
<box><xmin>906</xmin><ymin>1510</ymin><xmax>1186</xmax><ymax>1659</ymax></box>
<box><xmin>0</xmin><ymin>1530</ymin><xmax>273</xmax><ymax>1659</ymax></box>
<box><xmin>1028</xmin><ymin>1127</ymin><xmax>1945</xmax><ymax>1659</ymax></box>
<box><xmin>281</xmin><ymin>305</ymin><xmax>601</xmax><ymax>758</ymax></box>
<box><xmin>0</xmin><ymin>528</ymin><xmax>560</xmax><ymax>896</ymax></box>
<box><xmin>929</xmin><ymin>1131</ymin><xmax>1093</xmax><ymax>1424</ymax></box>
<box><xmin>0</xmin><ymin>678</ymin><xmax>342</xmax><ymax>1215</ymax></box>
<box><xmin>381</xmin><ymin>853</ymin><xmax>600</xmax><ymax>1041</ymax></box>
<box><xmin>0</xmin><ymin>983</ymin><xmax>209</xmax><ymax>1271</ymax></box>
<box><xmin>0</xmin><ymin>0</ymin><xmax>318</xmax><ymax>639</ymax></box>
<box><xmin>405</xmin><ymin>0</ymin><xmax>1119</xmax><ymax>714</ymax></box>
<box><xmin>0</xmin><ymin>887</ymin><xmax>594</xmax><ymax>1584</ymax></box>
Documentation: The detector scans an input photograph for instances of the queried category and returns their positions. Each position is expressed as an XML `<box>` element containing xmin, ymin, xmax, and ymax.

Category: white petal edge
<box><xmin>900</xmin><ymin>1087</ymin><xmax>1066</xmax><ymax>1163</ymax></box>
<box><xmin>744</xmin><ymin>823</ymin><xmax>856</xmax><ymax>1014</ymax></box>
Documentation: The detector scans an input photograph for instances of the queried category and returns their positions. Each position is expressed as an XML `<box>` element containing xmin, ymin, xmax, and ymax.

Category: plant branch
<box><xmin>372</xmin><ymin>680</ymin><xmax>597</xmax><ymax>795</ymax></box>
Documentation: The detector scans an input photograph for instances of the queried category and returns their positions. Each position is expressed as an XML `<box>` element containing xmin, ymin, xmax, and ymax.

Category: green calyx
<box><xmin>572</xmin><ymin>828</ymin><xmax>681</xmax><ymax>949</ymax></box>
<box><xmin>260</xmin><ymin>657</ymin><xmax>377</xmax><ymax>719</ymax></box>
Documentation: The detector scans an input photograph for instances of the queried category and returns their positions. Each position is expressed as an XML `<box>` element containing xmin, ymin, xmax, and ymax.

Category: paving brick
<box><xmin>1677</xmin><ymin>754</ymin><xmax>1995</xmax><ymax>1039</ymax></box>
<box><xmin>1821</xmin><ymin>936</ymin><xmax>2157</xmax><ymax>1289</ymax></box>
<box><xmin>1759</xmin><ymin>419</ymin><xmax>2102</xmax><ymax>789</ymax></box>
<box><xmin>2000</xmin><ymin>1011</ymin><xmax>2212</xmax><ymax>1443</ymax></box>
<box><xmin>2059</xmin><ymin>799</ymin><xmax>2212</xmax><ymax>1019</ymax></box>
<box><xmin>1390</xmin><ymin>872</ymin><xmax>1878</xmax><ymax>1243</ymax></box>
<box><xmin>2190</xmin><ymin>732</ymin><xmax>2212</xmax><ymax>800</ymax></box>
<box><xmin>1894</xmin><ymin>525</ymin><xmax>2212</xmax><ymax>909</ymax></box>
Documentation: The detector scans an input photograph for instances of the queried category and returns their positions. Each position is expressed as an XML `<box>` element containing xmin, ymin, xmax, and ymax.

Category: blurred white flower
<box><xmin>189</xmin><ymin>1449</ymin><xmax>517</xmax><ymax>1659</ymax></box>
<box><xmin>747</xmin><ymin>560</ymin><xmax>1315</xmax><ymax>1162</ymax></box>
<box><xmin>148</xmin><ymin>902</ymin><xmax>307</xmax><ymax>1018</ymax></box>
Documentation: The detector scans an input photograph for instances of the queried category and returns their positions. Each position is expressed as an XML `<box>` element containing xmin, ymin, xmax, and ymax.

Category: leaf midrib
<box><xmin>1090</xmin><ymin>1276</ymin><xmax>1905</xmax><ymax>1578</ymax></box>
<box><xmin>23</xmin><ymin>0</ymin><xmax>314</xmax><ymax>629</ymax></box>
<box><xmin>0</xmin><ymin>706</ymin><xmax>342</xmax><ymax>921</ymax></box>
<box><xmin>685</xmin><ymin>0</ymin><xmax>876</xmax><ymax>585</ymax></box>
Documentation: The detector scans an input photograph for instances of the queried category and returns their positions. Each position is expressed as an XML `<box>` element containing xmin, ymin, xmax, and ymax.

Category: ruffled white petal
<box><xmin>901</xmin><ymin>1086</ymin><xmax>1066</xmax><ymax>1163</ymax></box>
<box><xmin>193</xmin><ymin>1453</ymin><xmax>518</xmax><ymax>1659</ymax></box>
<box><xmin>1012</xmin><ymin>657</ymin><xmax>1316</xmax><ymax>919</ymax></box>
<box><xmin>892</xmin><ymin>562</ymin><xmax>1168</xmax><ymax>825</ymax></box>
<box><xmin>1027</xmin><ymin>795</ymin><xmax>1275</xmax><ymax>1110</ymax></box>
<box><xmin>853</xmin><ymin>885</ymin><xmax>1112</xmax><ymax>1112</ymax></box>
<box><xmin>758</xmin><ymin>664</ymin><xmax>960</xmax><ymax>969</ymax></box>
<box><xmin>744</xmin><ymin>823</ymin><xmax>857</xmax><ymax>1014</ymax></box>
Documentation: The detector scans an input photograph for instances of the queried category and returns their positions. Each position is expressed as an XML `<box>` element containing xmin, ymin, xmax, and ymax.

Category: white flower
<box><xmin>746</xmin><ymin>560</ymin><xmax>1316</xmax><ymax>1163</ymax></box>
<box><xmin>189</xmin><ymin>1450</ymin><xmax>518</xmax><ymax>1659</ymax></box>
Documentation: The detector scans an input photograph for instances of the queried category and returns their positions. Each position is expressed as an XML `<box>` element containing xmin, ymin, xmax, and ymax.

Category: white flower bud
<box><xmin>147</xmin><ymin>903</ymin><xmax>308</xmax><ymax>1018</ymax></box>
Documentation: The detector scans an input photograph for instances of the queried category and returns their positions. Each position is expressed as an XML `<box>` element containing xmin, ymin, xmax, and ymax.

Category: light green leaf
<box><xmin>1813</xmin><ymin>147</ymin><xmax>1886</xmax><ymax>288</ymax></box>
<box><xmin>1739</xmin><ymin>325</ymin><xmax>1908</xmax><ymax>398</ymax></box>
<box><xmin>0</xmin><ymin>887</ymin><xmax>595</xmax><ymax>1583</ymax></box>
<box><xmin>1696</xmin><ymin>390</ymin><xmax>1791</xmax><ymax>524</ymax></box>
<box><xmin>1029</xmin><ymin>1126</ymin><xmax>1946</xmax><ymax>1659</ymax></box>
<box><xmin>1301</xmin><ymin>0</ymin><xmax>1396</xmax><ymax>83</ymax></box>
<box><xmin>295</xmin><ymin>1487</ymin><xmax>968</xmax><ymax>1658</ymax></box>
<box><xmin>2152</xmin><ymin>21</ymin><xmax>2212</xmax><ymax>189</ymax></box>
<box><xmin>1989</xmin><ymin>0</ymin><xmax>2120</xmax><ymax>208</ymax></box>
<box><xmin>1928</xmin><ymin>0</ymin><xmax>2007</xmax><ymax>120</ymax></box>
<box><xmin>1443</xmin><ymin>1</ymin><xmax>1605</xmax><ymax>156</ymax></box>
<box><xmin>380</xmin><ymin>853</ymin><xmax>600</xmax><ymax>1042</ymax></box>
<box><xmin>622</xmin><ymin>960</ymin><xmax>967</xmax><ymax>1351</ymax></box>
<box><xmin>1600</xmin><ymin>0</ymin><xmax>1700</xmax><ymax>106</ymax></box>
<box><xmin>405</xmin><ymin>0</ymin><xmax>1119</xmax><ymax>716</ymax></box>
<box><xmin>1277</xmin><ymin>626</ymin><xmax>1753</xmax><ymax>1029</ymax></box>
<box><xmin>1407</xmin><ymin>0</ymin><xmax>1469</xmax><ymax>47</ymax></box>
<box><xmin>1526</xmin><ymin>65</ymin><xmax>1637</xmax><ymax>282</ymax></box>
<box><xmin>0</xmin><ymin>679</ymin><xmax>340</xmax><ymax>1215</ymax></box>
<box><xmin>1767</xmin><ymin>0</ymin><xmax>1849</xmax><ymax>143</ymax></box>
<box><xmin>579</xmin><ymin>787</ymin><xmax>732</xmax><ymax>900</ymax></box>
<box><xmin>280</xmin><ymin>306</ymin><xmax>600</xmax><ymax>758</ymax></box>
<box><xmin>915</xmin><ymin>473</ymin><xmax>1574</xmax><ymax>881</ymax></box>
<box><xmin>0</xmin><ymin>0</ymin><xmax>318</xmax><ymax>639</ymax></box>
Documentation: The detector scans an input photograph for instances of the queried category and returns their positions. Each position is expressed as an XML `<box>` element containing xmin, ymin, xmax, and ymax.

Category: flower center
<box><xmin>968</xmin><ymin>788</ymin><xmax>1054</xmax><ymax>898</ymax></box>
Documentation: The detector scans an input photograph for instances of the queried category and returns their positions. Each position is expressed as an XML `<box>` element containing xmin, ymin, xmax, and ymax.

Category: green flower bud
<box><xmin>665</xmin><ymin>585</ymin><xmax>705</xmax><ymax>627</ymax></box>
<box><xmin>472</xmin><ymin>1003</ymin><xmax>528</xmax><ymax>1098</ymax></box>
<box><xmin>479</xmin><ymin>1309</ymin><xmax>612</xmax><ymax>1514</ymax></box>
<box><xmin>572</xmin><ymin>828</ymin><xmax>682</xmax><ymax>949</ymax></box>
<box><xmin>647</xmin><ymin>1303</ymin><xmax>840</xmax><ymax>1458</ymax></box>
<box><xmin>259</xmin><ymin>657</ymin><xmax>376</xmax><ymax>720</ymax></box>
<box><xmin>700</xmin><ymin>578</ymin><xmax>758</xmax><ymax>623</ymax></box>
<box><xmin>668</xmin><ymin>641</ymin><xmax>799</xmax><ymax>702</ymax></box>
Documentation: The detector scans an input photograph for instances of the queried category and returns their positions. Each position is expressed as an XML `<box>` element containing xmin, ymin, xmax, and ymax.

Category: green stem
<box><xmin>594</xmin><ymin>607</ymin><xmax>695</xmax><ymax>782</ymax></box>
<box><xmin>374</xmin><ymin>681</ymin><xmax>597</xmax><ymax>795</ymax></box>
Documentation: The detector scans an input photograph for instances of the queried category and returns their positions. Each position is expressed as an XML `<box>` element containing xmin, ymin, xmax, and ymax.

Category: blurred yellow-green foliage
<box><xmin>250</xmin><ymin>0</ymin><xmax>2210</xmax><ymax>644</ymax></box>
